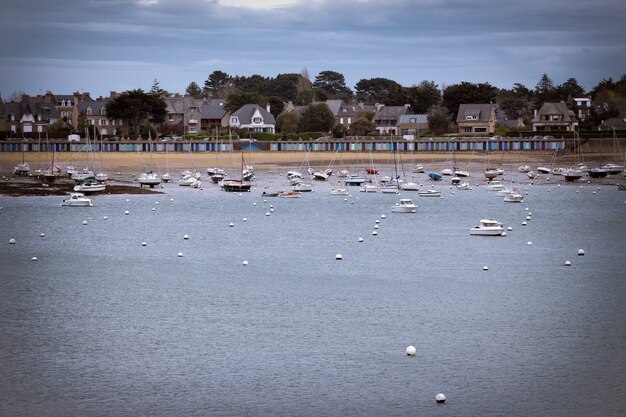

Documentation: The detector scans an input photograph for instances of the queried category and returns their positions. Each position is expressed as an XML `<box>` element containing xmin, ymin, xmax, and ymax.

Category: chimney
<box><xmin>266</xmin><ymin>103</ymin><xmax>271</xmax><ymax>113</ymax></box>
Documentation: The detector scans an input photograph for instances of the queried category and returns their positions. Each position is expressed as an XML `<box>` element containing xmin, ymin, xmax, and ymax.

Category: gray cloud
<box><xmin>1</xmin><ymin>0</ymin><xmax>624</xmax><ymax>97</ymax></box>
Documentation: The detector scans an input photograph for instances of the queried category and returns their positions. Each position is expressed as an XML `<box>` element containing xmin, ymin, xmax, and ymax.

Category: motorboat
<box><xmin>179</xmin><ymin>174</ymin><xmax>199</xmax><ymax>187</ymax></box>
<box><xmin>360</xmin><ymin>184</ymin><xmax>378</xmax><ymax>193</ymax></box>
<box><xmin>292</xmin><ymin>182</ymin><xmax>313</xmax><ymax>192</ymax></box>
<box><xmin>451</xmin><ymin>177</ymin><xmax>461</xmax><ymax>186</ymax></box>
<box><xmin>14</xmin><ymin>162</ymin><xmax>30</xmax><ymax>175</ymax></box>
<box><xmin>441</xmin><ymin>168</ymin><xmax>453</xmax><ymax>176</ymax></box>
<box><xmin>551</xmin><ymin>167</ymin><xmax>566</xmax><ymax>176</ymax></box>
<box><xmin>74</xmin><ymin>180</ymin><xmax>106</xmax><ymax>193</ymax></box>
<box><xmin>453</xmin><ymin>167</ymin><xmax>470</xmax><ymax>177</ymax></box>
<box><xmin>71</xmin><ymin>168</ymin><xmax>95</xmax><ymax>181</ymax></box>
<box><xmin>391</xmin><ymin>198</ymin><xmax>417</xmax><ymax>213</ymax></box>
<box><xmin>503</xmin><ymin>192</ymin><xmax>524</xmax><ymax>203</ymax></box>
<box><xmin>486</xmin><ymin>180</ymin><xmax>505</xmax><ymax>191</ymax></box>
<box><xmin>313</xmin><ymin>171</ymin><xmax>329</xmax><ymax>181</ymax></box>
<box><xmin>278</xmin><ymin>191</ymin><xmax>301</xmax><ymax>198</ymax></box>
<box><xmin>470</xmin><ymin>219</ymin><xmax>504</xmax><ymax>236</ymax></box>
<box><xmin>518</xmin><ymin>164</ymin><xmax>530</xmax><ymax>173</ymax></box>
<box><xmin>344</xmin><ymin>176</ymin><xmax>368</xmax><ymax>186</ymax></box>
<box><xmin>330</xmin><ymin>188</ymin><xmax>349</xmax><ymax>195</ymax></box>
<box><xmin>207</xmin><ymin>167</ymin><xmax>226</xmax><ymax>176</ymax></box>
<box><xmin>418</xmin><ymin>189</ymin><xmax>441</xmax><ymax>197</ymax></box>
<box><xmin>428</xmin><ymin>172</ymin><xmax>442</xmax><ymax>181</ymax></box>
<box><xmin>527</xmin><ymin>170</ymin><xmax>537</xmax><ymax>179</ymax></box>
<box><xmin>61</xmin><ymin>192</ymin><xmax>93</xmax><ymax>207</ymax></box>
<box><xmin>138</xmin><ymin>170</ymin><xmax>161</xmax><ymax>188</ymax></box>
<box><xmin>162</xmin><ymin>172</ymin><xmax>172</xmax><ymax>183</ymax></box>
<box><xmin>484</xmin><ymin>168</ymin><xmax>498</xmax><ymax>180</ymax></box>
<box><xmin>456</xmin><ymin>182</ymin><xmax>471</xmax><ymax>190</ymax></box>
<box><xmin>209</xmin><ymin>173</ymin><xmax>225</xmax><ymax>183</ymax></box>
<box><xmin>242</xmin><ymin>165</ymin><xmax>254</xmax><ymax>181</ymax></box>
<box><xmin>413</xmin><ymin>164</ymin><xmax>425</xmax><ymax>173</ymax></box>
<box><xmin>496</xmin><ymin>168</ymin><xmax>505</xmax><ymax>176</ymax></box>
<box><xmin>380</xmin><ymin>184</ymin><xmax>399</xmax><ymax>194</ymax></box>
<box><xmin>95</xmin><ymin>172</ymin><xmax>108</xmax><ymax>182</ymax></box>
<box><xmin>337</xmin><ymin>169</ymin><xmax>349</xmax><ymax>178</ymax></box>
<box><xmin>181</xmin><ymin>170</ymin><xmax>202</xmax><ymax>180</ymax></box>
<box><xmin>537</xmin><ymin>166</ymin><xmax>551</xmax><ymax>174</ymax></box>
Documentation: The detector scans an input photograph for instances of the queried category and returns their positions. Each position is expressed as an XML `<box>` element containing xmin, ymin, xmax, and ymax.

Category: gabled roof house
<box><xmin>229</xmin><ymin>104</ymin><xmax>276</xmax><ymax>133</ymax></box>
<box><xmin>531</xmin><ymin>102</ymin><xmax>578</xmax><ymax>131</ymax></box>
<box><xmin>456</xmin><ymin>104</ymin><xmax>497</xmax><ymax>134</ymax></box>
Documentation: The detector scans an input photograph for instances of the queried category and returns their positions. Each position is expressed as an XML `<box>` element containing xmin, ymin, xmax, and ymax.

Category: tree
<box><xmin>266</xmin><ymin>96</ymin><xmax>285</xmax><ymax>118</ymax></box>
<box><xmin>534</xmin><ymin>73</ymin><xmax>559</xmax><ymax>107</ymax></box>
<box><xmin>297</xmin><ymin>103</ymin><xmax>335</xmax><ymax>133</ymax></box>
<box><xmin>225</xmin><ymin>91</ymin><xmax>266</xmax><ymax>113</ymax></box>
<box><xmin>347</xmin><ymin>117</ymin><xmax>376</xmax><ymax>136</ymax></box>
<box><xmin>276</xmin><ymin>111</ymin><xmax>300</xmax><ymax>134</ymax></box>
<box><xmin>442</xmin><ymin>82</ymin><xmax>498</xmax><ymax>120</ymax></box>
<box><xmin>404</xmin><ymin>81</ymin><xmax>441</xmax><ymax>113</ymax></box>
<box><xmin>150</xmin><ymin>79</ymin><xmax>168</xmax><ymax>96</ymax></box>
<box><xmin>266</xmin><ymin>73</ymin><xmax>300</xmax><ymax>101</ymax></box>
<box><xmin>313</xmin><ymin>70</ymin><xmax>352</xmax><ymax>100</ymax></box>
<box><xmin>354</xmin><ymin>78</ymin><xmax>402</xmax><ymax>103</ymax></box>
<box><xmin>185</xmin><ymin>82</ymin><xmax>203</xmax><ymax>98</ymax></box>
<box><xmin>331</xmin><ymin>123</ymin><xmax>347</xmax><ymax>138</ymax></box>
<box><xmin>105</xmin><ymin>89</ymin><xmax>167</xmax><ymax>135</ymax></box>
<box><xmin>297</xmin><ymin>68</ymin><xmax>312</xmax><ymax>95</ymax></box>
<box><xmin>203</xmin><ymin>70</ymin><xmax>233</xmax><ymax>98</ymax></box>
<box><xmin>557</xmin><ymin>78</ymin><xmax>586</xmax><ymax>101</ymax></box>
<box><xmin>428</xmin><ymin>106</ymin><xmax>451</xmax><ymax>135</ymax></box>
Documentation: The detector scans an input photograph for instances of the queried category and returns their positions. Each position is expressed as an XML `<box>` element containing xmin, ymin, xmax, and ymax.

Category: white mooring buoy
<box><xmin>242</xmin><ymin>260</ymin><xmax>248</xmax><ymax>266</ymax></box>
<box><xmin>103</xmin><ymin>216</ymin><xmax>108</xmax><ymax>220</ymax></box>
<box><xmin>9</xmin><ymin>238</ymin><xmax>16</xmax><ymax>244</ymax></box>
<box><xmin>406</xmin><ymin>345</ymin><xmax>416</xmax><ymax>356</ymax></box>
<box><xmin>435</xmin><ymin>393</ymin><xmax>446</xmax><ymax>403</ymax></box>
<box><xmin>522</xmin><ymin>221</ymin><xmax>527</xmax><ymax>226</ymax></box>
<box><xmin>358</xmin><ymin>237</ymin><xmax>364</xmax><ymax>242</ymax></box>
<box><xmin>527</xmin><ymin>241</ymin><xmax>533</xmax><ymax>246</ymax></box>
<box><xmin>229</xmin><ymin>222</ymin><xmax>235</xmax><ymax>227</ymax></box>
<box><xmin>565</xmin><ymin>260</ymin><xmax>571</xmax><ymax>266</ymax></box>
<box><xmin>483</xmin><ymin>265</ymin><xmax>489</xmax><ymax>271</ymax></box>
<box><xmin>82</xmin><ymin>220</ymin><xmax>88</xmax><ymax>225</ymax></box>
<box><xmin>40</xmin><ymin>233</ymin><xmax>45</xmax><ymax>237</ymax></box>
<box><xmin>507</xmin><ymin>226</ymin><xmax>513</xmax><ymax>231</ymax></box>
<box><xmin>124</xmin><ymin>210</ymin><xmax>130</xmax><ymax>215</ymax></box>
<box><xmin>380</xmin><ymin>214</ymin><xmax>386</xmax><ymax>219</ymax></box>
<box><xmin>335</xmin><ymin>254</ymin><xmax>343</xmax><ymax>260</ymax></box>
<box><xmin>31</xmin><ymin>256</ymin><xmax>38</xmax><ymax>261</ymax></box>
<box><xmin>578</xmin><ymin>249</ymin><xmax>585</xmax><ymax>256</ymax></box>
<box><xmin>142</xmin><ymin>242</ymin><xmax>147</xmax><ymax>246</ymax></box>
<box><xmin>177</xmin><ymin>252</ymin><xmax>183</xmax><ymax>257</ymax></box>
<box><xmin>183</xmin><ymin>234</ymin><xmax>189</xmax><ymax>240</ymax></box>
<box><xmin>372</xmin><ymin>231</ymin><xmax>378</xmax><ymax>236</ymax></box>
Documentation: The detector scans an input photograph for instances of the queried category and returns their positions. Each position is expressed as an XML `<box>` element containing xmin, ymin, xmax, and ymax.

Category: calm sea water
<box><xmin>1</xmin><ymin>175</ymin><xmax>626</xmax><ymax>417</ymax></box>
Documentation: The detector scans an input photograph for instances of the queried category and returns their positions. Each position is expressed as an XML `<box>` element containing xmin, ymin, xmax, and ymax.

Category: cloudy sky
<box><xmin>1</xmin><ymin>0</ymin><xmax>625</xmax><ymax>99</ymax></box>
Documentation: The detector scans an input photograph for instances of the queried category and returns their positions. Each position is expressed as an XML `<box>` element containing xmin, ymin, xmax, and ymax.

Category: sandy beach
<box><xmin>0</xmin><ymin>150</ymin><xmax>623</xmax><ymax>195</ymax></box>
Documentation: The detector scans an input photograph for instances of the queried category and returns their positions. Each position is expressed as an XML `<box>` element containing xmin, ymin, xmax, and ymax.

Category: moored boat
<box><xmin>138</xmin><ymin>170</ymin><xmax>161</xmax><ymax>188</ymax></box>
<box><xmin>391</xmin><ymin>198</ymin><xmax>417</xmax><ymax>213</ymax></box>
<box><xmin>61</xmin><ymin>192</ymin><xmax>93</xmax><ymax>207</ymax></box>
<box><xmin>470</xmin><ymin>219</ymin><xmax>504</xmax><ymax>236</ymax></box>
<box><xmin>418</xmin><ymin>189</ymin><xmax>441</xmax><ymax>197</ymax></box>
<box><xmin>428</xmin><ymin>172</ymin><xmax>442</xmax><ymax>181</ymax></box>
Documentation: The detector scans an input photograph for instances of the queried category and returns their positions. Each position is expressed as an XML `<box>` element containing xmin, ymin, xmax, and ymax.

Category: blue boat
<box><xmin>428</xmin><ymin>172</ymin><xmax>442</xmax><ymax>181</ymax></box>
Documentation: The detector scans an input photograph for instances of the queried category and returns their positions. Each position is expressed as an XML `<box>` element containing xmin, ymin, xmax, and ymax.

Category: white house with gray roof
<box><xmin>229</xmin><ymin>104</ymin><xmax>275</xmax><ymax>133</ymax></box>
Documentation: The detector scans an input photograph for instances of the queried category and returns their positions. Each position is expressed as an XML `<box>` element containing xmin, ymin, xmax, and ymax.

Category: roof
<box><xmin>374</xmin><ymin>105</ymin><xmax>411</xmax><ymax>121</ymax></box>
<box><xmin>78</xmin><ymin>100</ymin><xmax>108</xmax><ymax>114</ymax></box>
<box><xmin>532</xmin><ymin>102</ymin><xmax>576</xmax><ymax>122</ymax></box>
<box><xmin>456</xmin><ymin>104</ymin><xmax>495</xmax><ymax>123</ymax></box>
<box><xmin>399</xmin><ymin>114</ymin><xmax>428</xmax><ymax>124</ymax></box>
<box><xmin>231</xmin><ymin>104</ymin><xmax>276</xmax><ymax>124</ymax></box>
<box><xmin>201</xmin><ymin>99</ymin><xmax>227</xmax><ymax>120</ymax></box>
<box><xmin>165</xmin><ymin>96</ymin><xmax>203</xmax><ymax>115</ymax></box>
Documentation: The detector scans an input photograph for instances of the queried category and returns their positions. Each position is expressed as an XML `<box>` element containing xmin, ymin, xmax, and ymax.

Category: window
<box><xmin>474</xmin><ymin>127</ymin><xmax>487</xmax><ymax>133</ymax></box>
<box><xmin>463</xmin><ymin>127</ymin><xmax>472</xmax><ymax>133</ymax></box>
<box><xmin>86</xmin><ymin>107</ymin><xmax>92</xmax><ymax>115</ymax></box>
<box><xmin>101</xmin><ymin>108</ymin><xmax>106</xmax><ymax>116</ymax></box>
<box><xmin>410</xmin><ymin>118</ymin><xmax>417</xmax><ymax>123</ymax></box>
<box><xmin>253</xmin><ymin>117</ymin><xmax>262</xmax><ymax>123</ymax></box>
<box><xmin>465</xmin><ymin>115</ymin><xmax>477</xmax><ymax>121</ymax></box>
<box><xmin>231</xmin><ymin>117</ymin><xmax>238</xmax><ymax>124</ymax></box>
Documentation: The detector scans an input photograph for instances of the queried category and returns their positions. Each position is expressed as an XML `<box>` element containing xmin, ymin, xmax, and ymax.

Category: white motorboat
<box><xmin>138</xmin><ymin>170</ymin><xmax>161</xmax><ymax>188</ymax></box>
<box><xmin>14</xmin><ymin>162</ymin><xmax>30</xmax><ymax>175</ymax></box>
<box><xmin>313</xmin><ymin>171</ymin><xmax>329</xmax><ymax>181</ymax></box>
<box><xmin>95</xmin><ymin>172</ymin><xmax>108</xmax><ymax>182</ymax></box>
<box><xmin>537</xmin><ymin>166</ymin><xmax>551</xmax><ymax>174</ymax></box>
<box><xmin>179</xmin><ymin>174</ymin><xmax>200</xmax><ymax>187</ymax></box>
<box><xmin>391</xmin><ymin>198</ymin><xmax>417</xmax><ymax>213</ymax></box>
<box><xmin>441</xmin><ymin>168</ymin><xmax>453</xmax><ymax>176</ymax></box>
<box><xmin>380</xmin><ymin>184</ymin><xmax>399</xmax><ymax>194</ymax></box>
<box><xmin>413</xmin><ymin>164</ymin><xmax>425</xmax><ymax>173</ymax></box>
<box><xmin>527</xmin><ymin>170</ymin><xmax>537</xmax><ymax>179</ymax></box>
<box><xmin>74</xmin><ymin>180</ymin><xmax>106</xmax><ymax>193</ymax></box>
<box><xmin>337</xmin><ymin>169</ymin><xmax>349</xmax><ymax>178</ymax></box>
<box><xmin>518</xmin><ymin>164</ymin><xmax>531</xmax><ymax>173</ymax></box>
<box><xmin>453</xmin><ymin>168</ymin><xmax>470</xmax><ymax>177</ymax></box>
<box><xmin>551</xmin><ymin>167</ymin><xmax>566</xmax><ymax>176</ymax></box>
<box><xmin>470</xmin><ymin>219</ymin><xmax>504</xmax><ymax>236</ymax></box>
<box><xmin>601</xmin><ymin>163</ymin><xmax>624</xmax><ymax>175</ymax></box>
<box><xmin>418</xmin><ymin>189</ymin><xmax>441</xmax><ymax>197</ymax></box>
<box><xmin>61</xmin><ymin>192</ymin><xmax>93</xmax><ymax>207</ymax></box>
<box><xmin>71</xmin><ymin>168</ymin><xmax>95</xmax><ymax>181</ymax></box>
<box><xmin>503</xmin><ymin>192</ymin><xmax>524</xmax><ymax>203</ymax></box>
<box><xmin>456</xmin><ymin>182</ymin><xmax>471</xmax><ymax>190</ymax></box>
<box><xmin>330</xmin><ymin>188</ymin><xmax>349</xmax><ymax>195</ymax></box>
<box><xmin>563</xmin><ymin>168</ymin><xmax>584</xmax><ymax>182</ymax></box>
<box><xmin>161</xmin><ymin>172</ymin><xmax>172</xmax><ymax>183</ymax></box>
<box><xmin>496</xmin><ymin>168</ymin><xmax>505</xmax><ymax>176</ymax></box>
<box><xmin>360</xmin><ymin>184</ymin><xmax>378</xmax><ymax>193</ymax></box>
<box><xmin>207</xmin><ymin>167</ymin><xmax>226</xmax><ymax>176</ymax></box>
<box><xmin>486</xmin><ymin>180</ymin><xmax>505</xmax><ymax>191</ymax></box>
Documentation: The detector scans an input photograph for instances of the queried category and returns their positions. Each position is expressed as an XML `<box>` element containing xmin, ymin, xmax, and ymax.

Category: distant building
<box><xmin>398</xmin><ymin>114</ymin><xmax>428</xmax><ymax>136</ymax></box>
<box><xmin>374</xmin><ymin>105</ymin><xmax>411</xmax><ymax>134</ymax></box>
<box><xmin>531</xmin><ymin>102</ymin><xmax>578</xmax><ymax>131</ymax></box>
<box><xmin>570</xmin><ymin>97</ymin><xmax>592</xmax><ymax>121</ymax></box>
<box><xmin>229</xmin><ymin>104</ymin><xmax>276</xmax><ymax>133</ymax></box>
<box><xmin>456</xmin><ymin>104</ymin><xmax>497</xmax><ymax>134</ymax></box>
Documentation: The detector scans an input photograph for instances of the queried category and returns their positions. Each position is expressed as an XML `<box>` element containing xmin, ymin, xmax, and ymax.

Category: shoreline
<box><xmin>1</xmin><ymin>151</ymin><xmax>624</xmax><ymax>196</ymax></box>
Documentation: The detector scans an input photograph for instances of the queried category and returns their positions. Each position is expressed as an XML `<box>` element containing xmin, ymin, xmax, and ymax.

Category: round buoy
<box><xmin>265</xmin><ymin>212</ymin><xmax>270</xmax><ymax>216</ymax></box>
<box><xmin>375</xmin><ymin>219</ymin><xmax>380</xmax><ymax>224</ymax></box>
<box><xmin>507</xmin><ymin>226</ymin><xmax>513</xmax><ymax>231</ymax></box>
<box><xmin>483</xmin><ymin>265</ymin><xmax>489</xmax><ymax>271</ymax></box>
<box><xmin>9</xmin><ymin>238</ymin><xmax>16</xmax><ymax>244</ymax></box>
<box><xmin>372</xmin><ymin>231</ymin><xmax>378</xmax><ymax>236</ymax></box>
<box><xmin>527</xmin><ymin>241</ymin><xmax>532</xmax><ymax>246</ymax></box>
<box><xmin>270</xmin><ymin>208</ymin><xmax>274</xmax><ymax>212</ymax></box>
<box><xmin>229</xmin><ymin>222</ymin><xmax>235</xmax><ymax>227</ymax></box>
<box><xmin>335</xmin><ymin>254</ymin><xmax>343</xmax><ymax>260</ymax></box>
<box><xmin>435</xmin><ymin>393</ymin><xmax>446</xmax><ymax>403</ymax></box>
<box><xmin>528</xmin><ymin>212</ymin><xmax>532</xmax><ymax>216</ymax></box>
<box><xmin>40</xmin><ymin>233</ymin><xmax>45</xmax><ymax>237</ymax></box>
<box><xmin>183</xmin><ymin>234</ymin><xmax>189</xmax><ymax>239</ymax></box>
<box><xmin>502</xmin><ymin>232</ymin><xmax>507</xmax><ymax>237</ymax></box>
<box><xmin>243</xmin><ymin>218</ymin><xmax>247</xmax><ymax>222</ymax></box>
<box><xmin>565</xmin><ymin>260</ymin><xmax>571</xmax><ymax>266</ymax></box>
<box><xmin>177</xmin><ymin>252</ymin><xmax>183</xmax><ymax>257</ymax></box>
<box><xmin>142</xmin><ymin>242</ymin><xmax>147</xmax><ymax>246</ymax></box>
<box><xmin>103</xmin><ymin>216</ymin><xmax>108</xmax><ymax>220</ymax></box>
<box><xmin>522</xmin><ymin>221</ymin><xmax>527</xmax><ymax>226</ymax></box>
<box><xmin>358</xmin><ymin>237</ymin><xmax>364</xmax><ymax>242</ymax></box>
<box><xmin>381</xmin><ymin>214</ymin><xmax>386</xmax><ymax>219</ymax></box>
<box><xmin>525</xmin><ymin>207</ymin><xmax>529</xmax><ymax>211</ymax></box>
<box><xmin>126</xmin><ymin>198</ymin><xmax>130</xmax><ymax>202</ymax></box>
<box><xmin>82</xmin><ymin>220</ymin><xmax>88</xmax><ymax>225</ymax></box>
<box><xmin>270</xmin><ymin>204</ymin><xmax>274</xmax><ymax>209</ymax></box>
<box><xmin>124</xmin><ymin>210</ymin><xmax>130</xmax><ymax>215</ymax></box>
<box><xmin>242</xmin><ymin>260</ymin><xmax>248</xmax><ymax>266</ymax></box>
<box><xmin>31</xmin><ymin>256</ymin><xmax>38</xmax><ymax>261</ymax></box>
<box><xmin>406</xmin><ymin>345</ymin><xmax>416</xmax><ymax>356</ymax></box>
<box><xmin>253</xmin><ymin>202</ymin><xmax>257</xmax><ymax>206</ymax></box>
<box><xmin>592</xmin><ymin>191</ymin><xmax>596</xmax><ymax>194</ymax></box>
<box><xmin>578</xmin><ymin>249</ymin><xmax>585</xmax><ymax>256</ymax></box>
<box><xmin>170</xmin><ymin>198</ymin><xmax>174</xmax><ymax>202</ymax></box>
<box><xmin>152</xmin><ymin>207</ymin><xmax>156</xmax><ymax>211</ymax></box>
<box><xmin>374</xmin><ymin>225</ymin><xmax>379</xmax><ymax>230</ymax></box>
<box><xmin>525</xmin><ymin>216</ymin><xmax>531</xmax><ymax>221</ymax></box>
<box><xmin>155</xmin><ymin>202</ymin><xmax>159</xmax><ymax>205</ymax></box>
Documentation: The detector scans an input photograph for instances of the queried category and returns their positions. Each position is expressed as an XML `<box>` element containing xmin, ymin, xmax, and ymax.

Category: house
<box><xmin>398</xmin><ymin>114</ymin><xmax>428</xmax><ymax>136</ymax></box>
<box><xmin>456</xmin><ymin>104</ymin><xmax>497</xmax><ymax>135</ymax></box>
<box><xmin>374</xmin><ymin>105</ymin><xmax>411</xmax><ymax>134</ymax></box>
<box><xmin>570</xmin><ymin>97</ymin><xmax>592</xmax><ymax>121</ymax></box>
<box><xmin>531</xmin><ymin>102</ymin><xmax>578</xmax><ymax>132</ymax></box>
<box><xmin>325</xmin><ymin>99</ymin><xmax>357</xmax><ymax>127</ymax></box>
<box><xmin>73</xmin><ymin>98</ymin><xmax>125</xmax><ymax>136</ymax></box>
<box><xmin>200</xmin><ymin>99</ymin><xmax>228</xmax><ymax>132</ymax></box>
<box><xmin>495</xmin><ymin>105</ymin><xmax>526</xmax><ymax>130</ymax></box>
<box><xmin>1</xmin><ymin>93</ymin><xmax>61</xmax><ymax>135</ymax></box>
<box><xmin>229</xmin><ymin>104</ymin><xmax>276</xmax><ymax>133</ymax></box>
<box><xmin>164</xmin><ymin>96</ymin><xmax>203</xmax><ymax>134</ymax></box>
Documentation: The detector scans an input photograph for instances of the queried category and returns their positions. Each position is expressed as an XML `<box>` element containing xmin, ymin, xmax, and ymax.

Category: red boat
<box><xmin>366</xmin><ymin>168</ymin><xmax>379</xmax><ymax>175</ymax></box>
